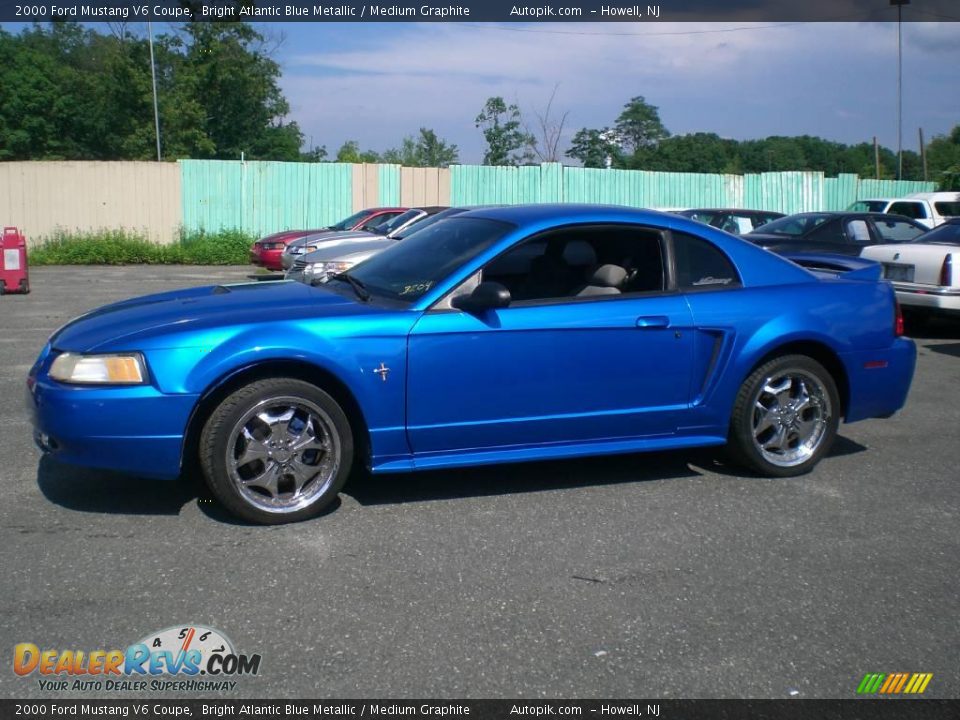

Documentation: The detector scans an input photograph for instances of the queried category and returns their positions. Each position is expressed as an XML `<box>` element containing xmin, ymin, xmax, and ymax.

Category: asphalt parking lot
<box><xmin>0</xmin><ymin>265</ymin><xmax>957</xmax><ymax>700</ymax></box>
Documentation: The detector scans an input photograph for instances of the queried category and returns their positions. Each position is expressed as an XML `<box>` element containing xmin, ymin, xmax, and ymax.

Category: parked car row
<box><xmin>248</xmin><ymin>207</ymin><xmax>408</xmax><ymax>271</ymax></box>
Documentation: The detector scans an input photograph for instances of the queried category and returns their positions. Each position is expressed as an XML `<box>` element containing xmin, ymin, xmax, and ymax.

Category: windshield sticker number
<box><xmin>399</xmin><ymin>281</ymin><xmax>434</xmax><ymax>296</ymax></box>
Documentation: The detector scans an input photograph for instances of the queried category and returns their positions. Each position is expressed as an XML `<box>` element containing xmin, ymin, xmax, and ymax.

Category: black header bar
<box><xmin>0</xmin><ymin>0</ymin><xmax>958</xmax><ymax>23</ymax></box>
<box><xmin>1</xmin><ymin>700</ymin><xmax>959</xmax><ymax>720</ymax></box>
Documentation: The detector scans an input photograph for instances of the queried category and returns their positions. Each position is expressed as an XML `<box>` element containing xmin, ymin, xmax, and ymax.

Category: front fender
<box><xmin>144</xmin><ymin>318</ymin><xmax>414</xmax><ymax>462</ymax></box>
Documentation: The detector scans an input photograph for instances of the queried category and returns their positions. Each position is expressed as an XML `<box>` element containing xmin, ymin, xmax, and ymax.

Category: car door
<box><xmin>405</xmin><ymin>224</ymin><xmax>696</xmax><ymax>455</ymax></box>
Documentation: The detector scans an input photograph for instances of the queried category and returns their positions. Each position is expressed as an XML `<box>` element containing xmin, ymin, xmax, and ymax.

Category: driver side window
<box><xmin>480</xmin><ymin>225</ymin><xmax>666</xmax><ymax>305</ymax></box>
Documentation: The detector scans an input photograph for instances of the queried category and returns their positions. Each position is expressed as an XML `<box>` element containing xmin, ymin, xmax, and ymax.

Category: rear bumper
<box><xmin>891</xmin><ymin>284</ymin><xmax>960</xmax><ymax>313</ymax></box>
<box><xmin>26</xmin><ymin>374</ymin><xmax>197</xmax><ymax>480</ymax></box>
<box><xmin>840</xmin><ymin>337</ymin><xmax>917</xmax><ymax>423</ymax></box>
<box><xmin>249</xmin><ymin>248</ymin><xmax>284</xmax><ymax>271</ymax></box>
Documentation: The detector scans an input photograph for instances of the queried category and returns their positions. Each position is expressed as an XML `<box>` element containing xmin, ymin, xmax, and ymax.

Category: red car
<box><xmin>249</xmin><ymin>208</ymin><xmax>406</xmax><ymax>271</ymax></box>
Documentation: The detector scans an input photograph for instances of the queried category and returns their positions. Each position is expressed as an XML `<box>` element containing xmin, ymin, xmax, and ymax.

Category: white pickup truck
<box><xmin>848</xmin><ymin>191</ymin><xmax>960</xmax><ymax>229</ymax></box>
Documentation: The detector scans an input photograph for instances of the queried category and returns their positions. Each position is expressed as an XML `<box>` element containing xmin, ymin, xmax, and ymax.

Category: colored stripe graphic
<box><xmin>857</xmin><ymin>673</ymin><xmax>885</xmax><ymax>694</ymax></box>
<box><xmin>904</xmin><ymin>673</ymin><xmax>933</xmax><ymax>694</ymax></box>
<box><xmin>857</xmin><ymin>673</ymin><xmax>932</xmax><ymax>695</ymax></box>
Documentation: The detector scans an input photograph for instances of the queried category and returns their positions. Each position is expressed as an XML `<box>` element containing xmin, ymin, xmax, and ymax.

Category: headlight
<box><xmin>49</xmin><ymin>353</ymin><xmax>147</xmax><ymax>384</ymax></box>
<box><xmin>305</xmin><ymin>261</ymin><xmax>355</xmax><ymax>282</ymax></box>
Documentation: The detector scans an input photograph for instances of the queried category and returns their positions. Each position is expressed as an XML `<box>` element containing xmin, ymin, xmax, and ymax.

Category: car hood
<box><xmin>50</xmin><ymin>280</ymin><xmax>368</xmax><ymax>352</ymax></box>
<box><xmin>259</xmin><ymin>229</ymin><xmax>328</xmax><ymax>244</ymax></box>
<box><xmin>288</xmin><ymin>230</ymin><xmax>377</xmax><ymax>250</ymax></box>
<box><xmin>302</xmin><ymin>237</ymin><xmax>397</xmax><ymax>263</ymax></box>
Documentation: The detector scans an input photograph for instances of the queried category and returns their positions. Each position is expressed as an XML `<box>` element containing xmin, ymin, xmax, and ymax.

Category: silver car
<box><xmin>280</xmin><ymin>207</ymin><xmax>440</xmax><ymax>270</ymax></box>
<box><xmin>286</xmin><ymin>208</ymin><xmax>467</xmax><ymax>284</ymax></box>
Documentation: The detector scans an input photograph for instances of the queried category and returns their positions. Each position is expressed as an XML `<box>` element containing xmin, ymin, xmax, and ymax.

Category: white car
<box><xmin>861</xmin><ymin>218</ymin><xmax>960</xmax><ymax>320</ymax></box>
<box><xmin>849</xmin><ymin>192</ymin><xmax>960</xmax><ymax>230</ymax></box>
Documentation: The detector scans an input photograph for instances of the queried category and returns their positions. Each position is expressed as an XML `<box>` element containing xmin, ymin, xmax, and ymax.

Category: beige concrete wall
<box><xmin>399</xmin><ymin>167</ymin><xmax>451</xmax><ymax>207</ymax></box>
<box><xmin>350</xmin><ymin>164</ymin><xmax>380</xmax><ymax>212</ymax></box>
<box><xmin>0</xmin><ymin>161</ymin><xmax>181</xmax><ymax>246</ymax></box>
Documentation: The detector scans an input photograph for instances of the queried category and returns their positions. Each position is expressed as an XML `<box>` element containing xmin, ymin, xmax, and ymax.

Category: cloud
<box><xmin>277</xmin><ymin>22</ymin><xmax>960</xmax><ymax>163</ymax></box>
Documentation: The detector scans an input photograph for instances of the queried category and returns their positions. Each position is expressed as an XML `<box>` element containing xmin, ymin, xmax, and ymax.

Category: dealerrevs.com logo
<box><xmin>14</xmin><ymin>625</ymin><xmax>261</xmax><ymax>692</ymax></box>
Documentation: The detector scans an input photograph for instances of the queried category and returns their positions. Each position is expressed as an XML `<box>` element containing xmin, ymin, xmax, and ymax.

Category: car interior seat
<box><xmin>575</xmin><ymin>264</ymin><xmax>628</xmax><ymax>297</ymax></box>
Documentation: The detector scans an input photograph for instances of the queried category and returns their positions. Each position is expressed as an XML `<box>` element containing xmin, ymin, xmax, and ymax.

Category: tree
<box><xmin>645</xmin><ymin>133</ymin><xmax>739</xmax><ymax>174</ymax></box>
<box><xmin>335</xmin><ymin>140</ymin><xmax>380</xmax><ymax>164</ymax></box>
<box><xmin>300</xmin><ymin>145</ymin><xmax>328</xmax><ymax>162</ymax></box>
<box><xmin>525</xmin><ymin>84</ymin><xmax>569</xmax><ymax>163</ymax></box>
<box><xmin>566</xmin><ymin>128</ymin><xmax>622</xmax><ymax>168</ymax></box>
<box><xmin>182</xmin><ymin>23</ymin><xmax>303</xmax><ymax>160</ymax></box>
<box><xmin>475</xmin><ymin>96</ymin><xmax>535</xmax><ymax>166</ymax></box>
<box><xmin>0</xmin><ymin>22</ymin><xmax>304</xmax><ymax>161</ymax></box>
<box><xmin>413</xmin><ymin>128</ymin><xmax>459</xmax><ymax>167</ymax></box>
<box><xmin>614</xmin><ymin>96</ymin><xmax>669</xmax><ymax>164</ymax></box>
<box><xmin>381</xmin><ymin>137</ymin><xmax>419</xmax><ymax>166</ymax></box>
<box><xmin>381</xmin><ymin>128</ymin><xmax>459</xmax><ymax>167</ymax></box>
<box><xmin>926</xmin><ymin>125</ymin><xmax>960</xmax><ymax>189</ymax></box>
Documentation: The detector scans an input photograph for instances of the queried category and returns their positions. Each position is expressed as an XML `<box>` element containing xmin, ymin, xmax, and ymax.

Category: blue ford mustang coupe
<box><xmin>27</xmin><ymin>205</ymin><xmax>916</xmax><ymax>524</ymax></box>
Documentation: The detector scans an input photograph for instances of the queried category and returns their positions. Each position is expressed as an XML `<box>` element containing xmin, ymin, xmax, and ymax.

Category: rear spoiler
<box><xmin>781</xmin><ymin>252</ymin><xmax>882</xmax><ymax>282</ymax></box>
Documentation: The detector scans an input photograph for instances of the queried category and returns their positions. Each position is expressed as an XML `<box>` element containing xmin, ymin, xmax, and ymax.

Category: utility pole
<box><xmin>873</xmin><ymin>136</ymin><xmax>880</xmax><ymax>180</ymax></box>
<box><xmin>890</xmin><ymin>0</ymin><xmax>910</xmax><ymax>180</ymax></box>
<box><xmin>148</xmin><ymin>21</ymin><xmax>162</xmax><ymax>162</ymax></box>
<box><xmin>919</xmin><ymin>128</ymin><xmax>927</xmax><ymax>181</ymax></box>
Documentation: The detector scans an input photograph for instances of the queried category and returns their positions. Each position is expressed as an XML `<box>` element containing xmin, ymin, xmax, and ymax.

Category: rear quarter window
<box><xmin>934</xmin><ymin>202</ymin><xmax>960</xmax><ymax>217</ymax></box>
<box><xmin>673</xmin><ymin>232</ymin><xmax>741</xmax><ymax>290</ymax></box>
<box><xmin>889</xmin><ymin>202</ymin><xmax>927</xmax><ymax>219</ymax></box>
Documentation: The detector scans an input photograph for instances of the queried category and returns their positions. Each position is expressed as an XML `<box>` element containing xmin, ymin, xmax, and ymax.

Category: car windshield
<box><xmin>329</xmin><ymin>210</ymin><xmax>374</xmax><ymax>231</ymax></box>
<box><xmin>751</xmin><ymin>214</ymin><xmax>831</xmax><ymax>236</ymax></box>
<box><xmin>934</xmin><ymin>201</ymin><xmax>960</xmax><ymax>217</ymax></box>
<box><xmin>392</xmin><ymin>208</ymin><xmax>466</xmax><ymax>239</ymax></box>
<box><xmin>912</xmin><ymin>222</ymin><xmax>960</xmax><ymax>246</ymax></box>
<box><xmin>343</xmin><ymin>217</ymin><xmax>513</xmax><ymax>303</ymax></box>
<box><xmin>848</xmin><ymin>201</ymin><xmax>888</xmax><ymax>212</ymax></box>
<box><xmin>374</xmin><ymin>209</ymin><xmax>422</xmax><ymax>235</ymax></box>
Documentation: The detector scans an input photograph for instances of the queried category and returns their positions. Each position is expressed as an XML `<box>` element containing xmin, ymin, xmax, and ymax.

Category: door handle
<box><xmin>635</xmin><ymin>315</ymin><xmax>670</xmax><ymax>329</ymax></box>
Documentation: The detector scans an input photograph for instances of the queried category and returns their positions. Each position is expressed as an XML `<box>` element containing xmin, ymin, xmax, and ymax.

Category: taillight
<box><xmin>895</xmin><ymin>299</ymin><xmax>905</xmax><ymax>337</ymax></box>
<box><xmin>939</xmin><ymin>253</ymin><xmax>953</xmax><ymax>286</ymax></box>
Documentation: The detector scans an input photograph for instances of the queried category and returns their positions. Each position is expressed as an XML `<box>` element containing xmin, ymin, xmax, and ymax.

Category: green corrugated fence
<box><xmin>180</xmin><ymin>160</ymin><xmax>938</xmax><ymax>236</ymax></box>
<box><xmin>180</xmin><ymin>160</ymin><xmax>353</xmax><ymax>236</ymax></box>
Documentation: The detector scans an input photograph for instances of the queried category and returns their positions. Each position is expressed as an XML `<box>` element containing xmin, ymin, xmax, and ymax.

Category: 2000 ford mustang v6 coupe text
<box><xmin>27</xmin><ymin>205</ymin><xmax>916</xmax><ymax>524</ymax></box>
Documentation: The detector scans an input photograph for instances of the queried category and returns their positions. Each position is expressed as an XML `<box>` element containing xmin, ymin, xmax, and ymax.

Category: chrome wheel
<box><xmin>750</xmin><ymin>370</ymin><xmax>831</xmax><ymax>468</ymax></box>
<box><xmin>225</xmin><ymin>396</ymin><xmax>341</xmax><ymax>514</ymax></box>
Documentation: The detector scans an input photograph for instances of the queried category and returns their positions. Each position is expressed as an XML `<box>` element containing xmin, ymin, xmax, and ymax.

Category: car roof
<box><xmin>458</xmin><ymin>203</ymin><xmax>678</xmax><ymax>224</ymax></box>
<box><xmin>680</xmin><ymin>208</ymin><xmax>784</xmax><ymax>215</ymax></box>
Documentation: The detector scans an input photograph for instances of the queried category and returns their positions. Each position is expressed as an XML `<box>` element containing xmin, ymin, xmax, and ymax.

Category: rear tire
<box><xmin>727</xmin><ymin>355</ymin><xmax>839</xmax><ymax>477</ymax></box>
<box><xmin>199</xmin><ymin>378</ymin><xmax>353</xmax><ymax>524</ymax></box>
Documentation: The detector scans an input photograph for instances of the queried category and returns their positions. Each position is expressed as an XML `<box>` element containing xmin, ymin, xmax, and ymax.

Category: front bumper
<box><xmin>27</xmin><ymin>360</ymin><xmax>197</xmax><ymax>480</ymax></box>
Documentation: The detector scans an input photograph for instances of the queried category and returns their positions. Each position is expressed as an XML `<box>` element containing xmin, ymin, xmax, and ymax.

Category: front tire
<box><xmin>199</xmin><ymin>378</ymin><xmax>353</xmax><ymax>524</ymax></box>
<box><xmin>727</xmin><ymin>355</ymin><xmax>839</xmax><ymax>477</ymax></box>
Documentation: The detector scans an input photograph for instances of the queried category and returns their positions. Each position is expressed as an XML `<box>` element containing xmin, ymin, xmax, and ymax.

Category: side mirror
<box><xmin>451</xmin><ymin>281</ymin><xmax>511</xmax><ymax>314</ymax></box>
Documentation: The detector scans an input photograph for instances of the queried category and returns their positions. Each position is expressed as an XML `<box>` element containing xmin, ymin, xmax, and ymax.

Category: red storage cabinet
<box><xmin>0</xmin><ymin>227</ymin><xmax>30</xmax><ymax>295</ymax></box>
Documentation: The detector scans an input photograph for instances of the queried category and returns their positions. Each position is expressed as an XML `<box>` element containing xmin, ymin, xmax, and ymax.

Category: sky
<box><xmin>265</xmin><ymin>20</ymin><xmax>960</xmax><ymax>164</ymax></box>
